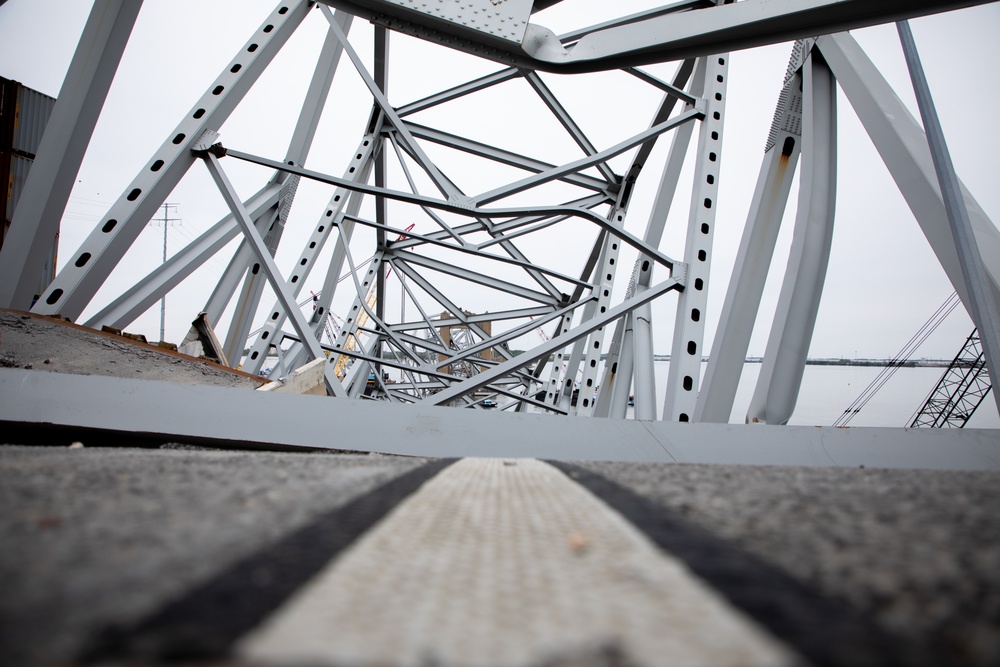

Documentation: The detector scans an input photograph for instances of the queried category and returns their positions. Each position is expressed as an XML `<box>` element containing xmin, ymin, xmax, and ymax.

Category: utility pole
<box><xmin>149</xmin><ymin>203</ymin><xmax>180</xmax><ymax>342</ymax></box>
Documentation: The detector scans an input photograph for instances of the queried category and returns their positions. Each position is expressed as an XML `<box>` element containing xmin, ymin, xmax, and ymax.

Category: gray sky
<box><xmin>1</xmin><ymin>0</ymin><xmax>998</xmax><ymax>366</ymax></box>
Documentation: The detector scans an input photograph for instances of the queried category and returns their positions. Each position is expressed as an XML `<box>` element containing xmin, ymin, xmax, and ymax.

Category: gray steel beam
<box><xmin>663</xmin><ymin>55</ymin><xmax>729</xmax><ymax>423</ymax></box>
<box><xmin>201</xmin><ymin>148</ymin><xmax>346</xmax><ymax>397</ymax></box>
<box><xmin>317</xmin><ymin>0</ymin><xmax>994</xmax><ymax>73</ymax></box>
<box><xmin>374</xmin><ymin>26</ymin><xmax>390</xmax><ymax>381</ymax></box>
<box><xmin>218</xmin><ymin>11</ymin><xmax>353</xmax><ymax>366</ymax></box>
<box><xmin>225</xmin><ymin>148</ymin><xmax>681</xmax><ymax>272</ymax></box>
<box><xmin>82</xmin><ymin>183</ymin><xmax>282</xmax><ymax>330</ymax></box>
<box><xmin>241</xmin><ymin>136</ymin><xmax>379</xmax><ymax>374</ymax></box>
<box><xmin>815</xmin><ymin>32</ymin><xmax>1000</xmax><ymax>323</ymax></box>
<box><xmin>896</xmin><ymin>20</ymin><xmax>1000</xmax><ymax>417</ymax></box>
<box><xmin>403</xmin><ymin>123</ymin><xmax>609</xmax><ymax>194</ymax></box>
<box><xmin>747</xmin><ymin>51</ymin><xmax>837</xmax><ymax>426</ymax></box>
<box><xmin>27</xmin><ymin>0</ymin><xmax>313</xmax><ymax>321</ymax></box>
<box><xmin>387</xmin><ymin>251</ymin><xmax>560</xmax><ymax>305</ymax></box>
<box><xmin>474</xmin><ymin>107</ymin><xmax>703</xmax><ymax>206</ymax></box>
<box><xmin>202</xmin><ymin>205</ymin><xmax>280</xmax><ymax>327</ymax></box>
<box><xmin>430</xmin><ymin>273</ymin><xmax>684</xmax><ymax>406</ymax></box>
<box><xmin>696</xmin><ymin>46</ymin><xmax>806</xmax><ymax>423</ymax></box>
<box><xmin>573</xmin><ymin>200</ymin><xmax>631</xmax><ymax>415</ymax></box>
<box><xmin>388</xmin><ymin>194</ymin><xmax>609</xmax><ymax>253</ymax></box>
<box><xmin>592</xmin><ymin>59</ymin><xmax>698</xmax><ymax>418</ymax></box>
<box><xmin>629</xmin><ymin>72</ymin><xmax>701</xmax><ymax>419</ymax></box>
<box><xmin>395</xmin><ymin>68</ymin><xmax>522</xmax><ymax>118</ymax></box>
<box><xmin>6</xmin><ymin>367</ymin><xmax>997</xmax><ymax>468</ymax></box>
<box><xmin>344</xmin><ymin>217</ymin><xmax>592</xmax><ymax>290</ymax></box>
<box><xmin>219</xmin><ymin>177</ymin><xmax>297</xmax><ymax>367</ymax></box>
<box><xmin>523</xmin><ymin>71</ymin><xmax>618</xmax><ymax>185</ymax></box>
<box><xmin>0</xmin><ymin>0</ymin><xmax>143</xmax><ymax>310</ymax></box>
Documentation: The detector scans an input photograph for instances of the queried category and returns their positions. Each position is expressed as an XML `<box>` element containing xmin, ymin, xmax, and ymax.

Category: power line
<box><xmin>833</xmin><ymin>291</ymin><xmax>960</xmax><ymax>427</ymax></box>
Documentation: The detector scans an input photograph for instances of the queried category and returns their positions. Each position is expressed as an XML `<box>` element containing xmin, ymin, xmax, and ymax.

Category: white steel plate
<box><xmin>386</xmin><ymin>0</ymin><xmax>532</xmax><ymax>43</ymax></box>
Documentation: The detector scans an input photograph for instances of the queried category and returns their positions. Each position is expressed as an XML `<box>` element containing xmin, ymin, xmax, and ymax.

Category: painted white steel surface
<box><xmin>748</xmin><ymin>53</ymin><xmax>837</xmax><ymax>426</ymax></box>
<box><xmin>696</xmin><ymin>62</ymin><xmax>803</xmax><ymax>424</ymax></box>
<box><xmin>386</xmin><ymin>0</ymin><xmax>531</xmax><ymax>43</ymax></box>
<box><xmin>817</xmin><ymin>32</ymin><xmax>1000</xmax><ymax>314</ymax></box>
<box><xmin>237</xmin><ymin>458</ymin><xmax>797</xmax><ymax>667</ymax></box>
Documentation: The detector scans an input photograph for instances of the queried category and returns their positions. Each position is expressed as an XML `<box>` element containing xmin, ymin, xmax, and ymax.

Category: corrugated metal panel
<box><xmin>12</xmin><ymin>82</ymin><xmax>55</xmax><ymax>157</ymax></box>
<box><xmin>7</xmin><ymin>154</ymin><xmax>33</xmax><ymax>220</ymax></box>
<box><xmin>6</xmin><ymin>154</ymin><xmax>57</xmax><ymax>287</ymax></box>
<box><xmin>1</xmin><ymin>77</ymin><xmax>17</xmax><ymax>241</ymax></box>
<box><xmin>0</xmin><ymin>77</ymin><xmax>56</xmax><ymax>282</ymax></box>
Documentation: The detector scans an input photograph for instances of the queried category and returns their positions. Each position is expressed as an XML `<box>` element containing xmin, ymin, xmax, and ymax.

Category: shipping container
<box><xmin>1</xmin><ymin>76</ymin><xmax>57</xmax><ymax>294</ymax></box>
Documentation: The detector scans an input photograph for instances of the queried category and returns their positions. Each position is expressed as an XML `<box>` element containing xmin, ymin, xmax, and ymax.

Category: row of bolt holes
<box><xmin>248</xmin><ymin>152</ymin><xmax>374</xmax><ymax>360</ymax></box>
<box><xmin>529</xmin><ymin>67</ymin><xmax>726</xmax><ymax>410</ymax></box>
<box><xmin>49</xmin><ymin>9</ymin><xmax>291</xmax><ymax>306</ymax></box>
<box><xmin>675</xmin><ymin>59</ymin><xmax>726</xmax><ymax>421</ymax></box>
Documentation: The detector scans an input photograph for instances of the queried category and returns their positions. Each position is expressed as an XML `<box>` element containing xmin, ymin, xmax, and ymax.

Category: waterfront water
<box><xmin>638</xmin><ymin>361</ymin><xmax>1000</xmax><ymax>428</ymax></box>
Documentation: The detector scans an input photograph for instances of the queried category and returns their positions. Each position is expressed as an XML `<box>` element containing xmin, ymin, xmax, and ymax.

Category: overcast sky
<box><xmin>1</xmin><ymin>0</ymin><xmax>998</xmax><ymax>371</ymax></box>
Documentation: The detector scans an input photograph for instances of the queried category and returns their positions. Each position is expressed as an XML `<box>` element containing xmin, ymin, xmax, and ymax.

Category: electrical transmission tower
<box><xmin>148</xmin><ymin>203</ymin><xmax>180</xmax><ymax>343</ymax></box>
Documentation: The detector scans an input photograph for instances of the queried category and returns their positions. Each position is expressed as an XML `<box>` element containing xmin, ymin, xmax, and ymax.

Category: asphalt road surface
<box><xmin>1</xmin><ymin>443</ymin><xmax>998</xmax><ymax>666</ymax></box>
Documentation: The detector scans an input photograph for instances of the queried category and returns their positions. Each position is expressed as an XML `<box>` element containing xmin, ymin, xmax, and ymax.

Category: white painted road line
<box><xmin>238</xmin><ymin>458</ymin><xmax>800</xmax><ymax>666</ymax></box>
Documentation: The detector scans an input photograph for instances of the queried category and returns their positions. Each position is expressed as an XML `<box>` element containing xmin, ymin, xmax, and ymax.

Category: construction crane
<box><xmin>834</xmin><ymin>292</ymin><xmax>963</xmax><ymax>427</ymax></box>
<box><xmin>528</xmin><ymin>315</ymin><xmax>551</xmax><ymax>344</ymax></box>
<box><xmin>910</xmin><ymin>328</ymin><xmax>993</xmax><ymax>428</ymax></box>
<box><xmin>310</xmin><ymin>292</ymin><xmax>342</xmax><ymax>346</ymax></box>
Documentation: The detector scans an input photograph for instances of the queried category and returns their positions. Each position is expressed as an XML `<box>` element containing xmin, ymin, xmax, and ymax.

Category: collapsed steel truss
<box><xmin>2</xmin><ymin>0</ymin><xmax>999</xmax><ymax>425</ymax></box>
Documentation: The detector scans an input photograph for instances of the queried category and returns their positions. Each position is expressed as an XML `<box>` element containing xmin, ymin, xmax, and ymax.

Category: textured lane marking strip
<box><xmin>551</xmin><ymin>461</ymin><xmax>925</xmax><ymax>667</ymax></box>
<box><xmin>79</xmin><ymin>458</ymin><xmax>457</xmax><ymax>663</ymax></box>
<box><xmin>238</xmin><ymin>458</ymin><xmax>799</xmax><ymax>667</ymax></box>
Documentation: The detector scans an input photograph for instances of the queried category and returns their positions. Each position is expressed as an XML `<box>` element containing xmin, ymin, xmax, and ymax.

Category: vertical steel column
<box><xmin>632</xmin><ymin>301</ymin><xmax>657</xmax><ymax>420</ymax></box>
<box><xmin>628</xmin><ymin>91</ymin><xmax>700</xmax><ymax>420</ymax></box>
<box><xmin>593</xmin><ymin>62</ymin><xmax>699</xmax><ymax>419</ymax></box>
<box><xmin>574</xmin><ymin>200</ymin><xmax>630</xmax><ymax>416</ymax></box>
<box><xmin>374</xmin><ymin>27</ymin><xmax>389</xmax><ymax>381</ymax></box>
<box><xmin>545</xmin><ymin>235</ymin><xmax>604</xmax><ymax>411</ymax></box>
<box><xmin>662</xmin><ymin>55</ymin><xmax>729</xmax><ymax>422</ymax></box>
<box><xmin>0</xmin><ymin>0</ymin><xmax>143</xmax><ymax>309</ymax></box>
<box><xmin>747</xmin><ymin>52</ymin><xmax>837</xmax><ymax>425</ymax></box>
<box><xmin>897</xmin><ymin>20</ymin><xmax>1000</xmax><ymax>417</ymax></box>
<box><xmin>695</xmin><ymin>46</ymin><xmax>806</xmax><ymax>423</ymax></box>
<box><xmin>606</xmin><ymin>314</ymin><xmax>636</xmax><ymax>419</ymax></box>
<box><xmin>544</xmin><ymin>312</ymin><xmax>574</xmax><ymax>407</ymax></box>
